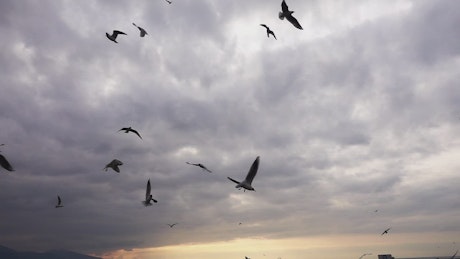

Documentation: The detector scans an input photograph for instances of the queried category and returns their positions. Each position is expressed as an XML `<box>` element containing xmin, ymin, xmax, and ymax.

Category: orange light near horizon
<box><xmin>100</xmin><ymin>232</ymin><xmax>459</xmax><ymax>259</ymax></box>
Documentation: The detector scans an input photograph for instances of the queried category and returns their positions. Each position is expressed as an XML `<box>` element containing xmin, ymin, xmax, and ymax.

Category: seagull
<box><xmin>118</xmin><ymin>127</ymin><xmax>143</xmax><ymax>139</ymax></box>
<box><xmin>279</xmin><ymin>0</ymin><xmax>303</xmax><ymax>30</ymax></box>
<box><xmin>106</xmin><ymin>30</ymin><xmax>127</xmax><ymax>43</ymax></box>
<box><xmin>132</xmin><ymin>23</ymin><xmax>148</xmax><ymax>37</ymax></box>
<box><xmin>227</xmin><ymin>156</ymin><xmax>260</xmax><ymax>191</ymax></box>
<box><xmin>186</xmin><ymin>162</ymin><xmax>212</xmax><ymax>173</ymax></box>
<box><xmin>260</xmin><ymin>24</ymin><xmax>277</xmax><ymax>40</ymax></box>
<box><xmin>0</xmin><ymin>144</ymin><xmax>14</xmax><ymax>172</ymax></box>
<box><xmin>381</xmin><ymin>227</ymin><xmax>391</xmax><ymax>235</ymax></box>
<box><xmin>104</xmin><ymin>159</ymin><xmax>123</xmax><ymax>173</ymax></box>
<box><xmin>143</xmin><ymin>179</ymin><xmax>158</xmax><ymax>206</ymax></box>
<box><xmin>167</xmin><ymin>223</ymin><xmax>178</xmax><ymax>228</ymax></box>
<box><xmin>451</xmin><ymin>250</ymin><xmax>458</xmax><ymax>259</ymax></box>
<box><xmin>55</xmin><ymin>195</ymin><xmax>64</xmax><ymax>208</ymax></box>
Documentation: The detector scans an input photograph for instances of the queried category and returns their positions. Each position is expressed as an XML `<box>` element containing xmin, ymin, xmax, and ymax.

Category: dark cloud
<box><xmin>0</xmin><ymin>0</ymin><xmax>459</xmax><ymax>257</ymax></box>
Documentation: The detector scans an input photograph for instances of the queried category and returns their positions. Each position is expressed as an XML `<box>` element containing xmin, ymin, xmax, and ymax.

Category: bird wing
<box><xmin>260</xmin><ymin>24</ymin><xmax>268</xmax><ymax>29</ymax></box>
<box><xmin>113</xmin><ymin>30</ymin><xmax>127</xmax><ymax>36</ymax></box>
<box><xmin>146</xmin><ymin>179</ymin><xmax>151</xmax><ymax>200</ymax></box>
<box><xmin>113</xmin><ymin>166</ymin><xmax>120</xmax><ymax>173</ymax></box>
<box><xmin>186</xmin><ymin>162</ymin><xmax>199</xmax><ymax>166</ymax></box>
<box><xmin>227</xmin><ymin>177</ymin><xmax>240</xmax><ymax>185</ymax></box>
<box><xmin>199</xmin><ymin>164</ymin><xmax>212</xmax><ymax>173</ymax></box>
<box><xmin>451</xmin><ymin>250</ymin><xmax>458</xmax><ymax>259</ymax></box>
<box><xmin>139</xmin><ymin>28</ymin><xmax>147</xmax><ymax>37</ymax></box>
<box><xmin>286</xmin><ymin>15</ymin><xmax>303</xmax><ymax>30</ymax></box>
<box><xmin>281</xmin><ymin>0</ymin><xmax>289</xmax><ymax>12</ymax></box>
<box><xmin>118</xmin><ymin>127</ymin><xmax>128</xmax><ymax>132</ymax></box>
<box><xmin>57</xmin><ymin>196</ymin><xmax>61</xmax><ymax>205</ymax></box>
<box><xmin>244</xmin><ymin>156</ymin><xmax>260</xmax><ymax>184</ymax></box>
<box><xmin>131</xmin><ymin>129</ymin><xmax>143</xmax><ymax>139</ymax></box>
<box><xmin>0</xmin><ymin>154</ymin><xmax>14</xmax><ymax>171</ymax></box>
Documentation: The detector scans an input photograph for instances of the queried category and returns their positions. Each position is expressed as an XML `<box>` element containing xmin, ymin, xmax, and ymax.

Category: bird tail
<box><xmin>279</xmin><ymin>12</ymin><xmax>285</xmax><ymax>20</ymax></box>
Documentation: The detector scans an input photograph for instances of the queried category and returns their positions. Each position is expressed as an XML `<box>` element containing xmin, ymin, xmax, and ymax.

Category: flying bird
<box><xmin>118</xmin><ymin>127</ymin><xmax>142</xmax><ymax>139</ymax></box>
<box><xmin>143</xmin><ymin>179</ymin><xmax>158</xmax><ymax>206</ymax></box>
<box><xmin>381</xmin><ymin>228</ymin><xmax>391</xmax><ymax>235</ymax></box>
<box><xmin>0</xmin><ymin>144</ymin><xmax>14</xmax><ymax>171</ymax></box>
<box><xmin>106</xmin><ymin>30</ymin><xmax>127</xmax><ymax>43</ymax></box>
<box><xmin>167</xmin><ymin>223</ymin><xmax>178</xmax><ymax>228</ymax></box>
<box><xmin>55</xmin><ymin>195</ymin><xmax>64</xmax><ymax>208</ymax></box>
<box><xmin>186</xmin><ymin>162</ymin><xmax>212</xmax><ymax>173</ymax></box>
<box><xmin>165</xmin><ymin>0</ymin><xmax>172</xmax><ymax>4</ymax></box>
<box><xmin>227</xmin><ymin>156</ymin><xmax>260</xmax><ymax>191</ymax></box>
<box><xmin>260</xmin><ymin>24</ymin><xmax>277</xmax><ymax>39</ymax></box>
<box><xmin>132</xmin><ymin>23</ymin><xmax>148</xmax><ymax>37</ymax></box>
<box><xmin>104</xmin><ymin>159</ymin><xmax>123</xmax><ymax>173</ymax></box>
<box><xmin>279</xmin><ymin>0</ymin><xmax>303</xmax><ymax>30</ymax></box>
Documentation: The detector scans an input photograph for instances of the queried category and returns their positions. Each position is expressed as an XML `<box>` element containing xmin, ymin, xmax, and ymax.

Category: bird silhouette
<box><xmin>132</xmin><ymin>23</ymin><xmax>148</xmax><ymax>37</ymax></box>
<box><xmin>167</xmin><ymin>223</ymin><xmax>178</xmax><ymax>228</ymax></box>
<box><xmin>55</xmin><ymin>195</ymin><xmax>64</xmax><ymax>208</ymax></box>
<box><xmin>165</xmin><ymin>0</ymin><xmax>172</xmax><ymax>4</ymax></box>
<box><xmin>106</xmin><ymin>30</ymin><xmax>127</xmax><ymax>43</ymax></box>
<box><xmin>118</xmin><ymin>127</ymin><xmax>142</xmax><ymax>139</ymax></box>
<box><xmin>279</xmin><ymin>0</ymin><xmax>303</xmax><ymax>30</ymax></box>
<box><xmin>104</xmin><ymin>159</ymin><xmax>123</xmax><ymax>173</ymax></box>
<box><xmin>0</xmin><ymin>144</ymin><xmax>14</xmax><ymax>171</ymax></box>
<box><xmin>227</xmin><ymin>156</ymin><xmax>260</xmax><ymax>191</ymax></box>
<box><xmin>143</xmin><ymin>179</ymin><xmax>158</xmax><ymax>206</ymax></box>
<box><xmin>260</xmin><ymin>24</ymin><xmax>277</xmax><ymax>39</ymax></box>
<box><xmin>381</xmin><ymin>227</ymin><xmax>391</xmax><ymax>235</ymax></box>
<box><xmin>186</xmin><ymin>162</ymin><xmax>212</xmax><ymax>173</ymax></box>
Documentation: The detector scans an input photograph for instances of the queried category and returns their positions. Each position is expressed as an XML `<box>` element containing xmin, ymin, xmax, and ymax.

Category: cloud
<box><xmin>0</xmin><ymin>0</ymin><xmax>459</xmax><ymax>257</ymax></box>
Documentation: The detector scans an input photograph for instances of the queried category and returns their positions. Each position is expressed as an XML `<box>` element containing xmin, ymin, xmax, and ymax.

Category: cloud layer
<box><xmin>1</xmin><ymin>0</ymin><xmax>459</xmax><ymax>257</ymax></box>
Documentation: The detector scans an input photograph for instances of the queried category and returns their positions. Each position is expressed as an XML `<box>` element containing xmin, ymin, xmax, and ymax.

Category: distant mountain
<box><xmin>0</xmin><ymin>245</ymin><xmax>101</xmax><ymax>259</ymax></box>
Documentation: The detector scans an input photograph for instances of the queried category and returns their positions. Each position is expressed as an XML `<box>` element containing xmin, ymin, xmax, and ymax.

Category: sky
<box><xmin>0</xmin><ymin>0</ymin><xmax>459</xmax><ymax>259</ymax></box>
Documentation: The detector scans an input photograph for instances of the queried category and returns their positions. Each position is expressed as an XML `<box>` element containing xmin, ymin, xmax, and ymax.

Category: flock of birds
<box><xmin>105</xmin><ymin>0</ymin><xmax>303</xmax><ymax>45</ymax></box>
<box><xmin>1</xmin><ymin>1</ymin><xmax>458</xmax><ymax>258</ymax></box>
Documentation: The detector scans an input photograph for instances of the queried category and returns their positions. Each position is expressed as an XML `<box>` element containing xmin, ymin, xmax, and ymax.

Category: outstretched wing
<box><xmin>199</xmin><ymin>164</ymin><xmax>212</xmax><ymax>173</ymax></box>
<box><xmin>260</xmin><ymin>24</ymin><xmax>268</xmax><ymax>29</ymax></box>
<box><xmin>131</xmin><ymin>129</ymin><xmax>143</xmax><ymax>139</ymax></box>
<box><xmin>113</xmin><ymin>30</ymin><xmax>127</xmax><ymax>36</ymax></box>
<box><xmin>227</xmin><ymin>177</ymin><xmax>240</xmax><ymax>185</ymax></box>
<box><xmin>0</xmin><ymin>154</ymin><xmax>14</xmax><ymax>171</ymax></box>
<box><xmin>57</xmin><ymin>195</ymin><xmax>62</xmax><ymax>205</ymax></box>
<box><xmin>244</xmin><ymin>156</ymin><xmax>260</xmax><ymax>184</ymax></box>
<box><xmin>146</xmin><ymin>179</ymin><xmax>151</xmax><ymax>200</ymax></box>
<box><xmin>286</xmin><ymin>15</ymin><xmax>303</xmax><ymax>30</ymax></box>
<box><xmin>281</xmin><ymin>0</ymin><xmax>289</xmax><ymax>12</ymax></box>
<box><xmin>451</xmin><ymin>250</ymin><xmax>458</xmax><ymax>259</ymax></box>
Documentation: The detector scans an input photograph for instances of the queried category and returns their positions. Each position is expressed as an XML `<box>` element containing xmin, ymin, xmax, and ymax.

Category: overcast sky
<box><xmin>1</xmin><ymin>1</ymin><xmax>459</xmax><ymax>259</ymax></box>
